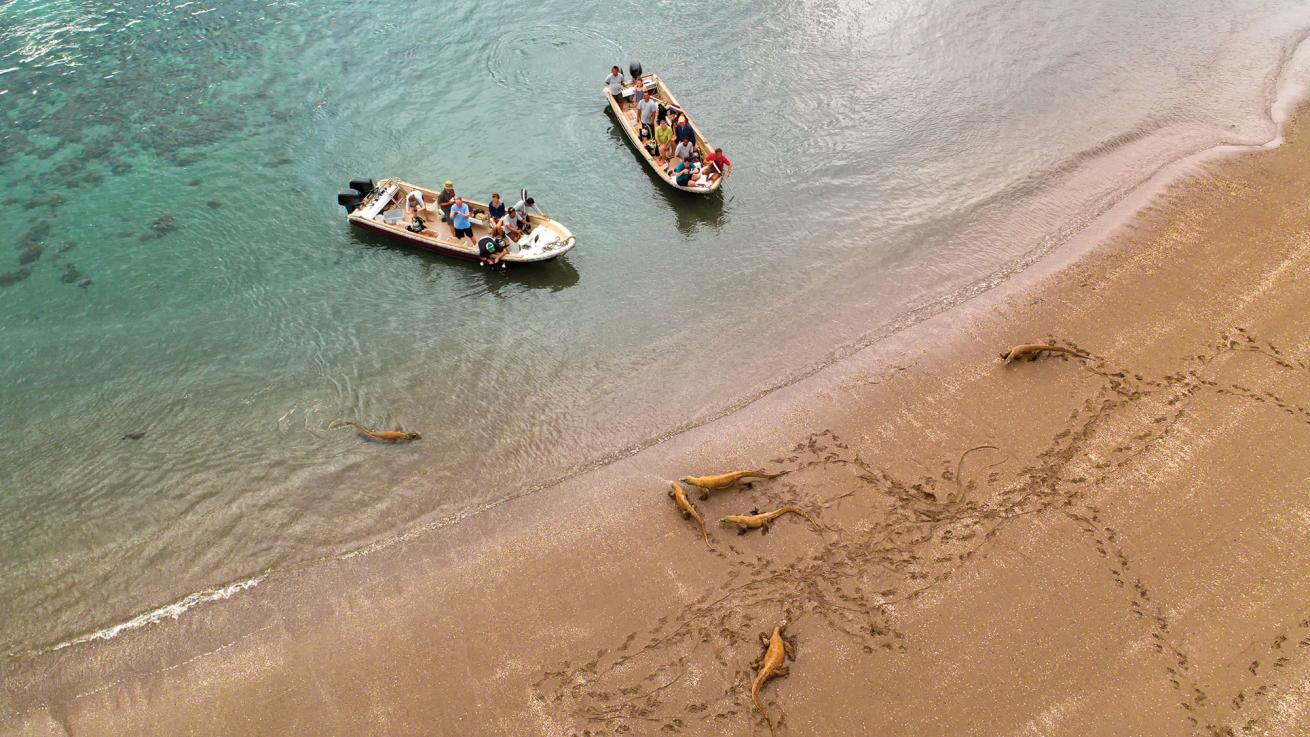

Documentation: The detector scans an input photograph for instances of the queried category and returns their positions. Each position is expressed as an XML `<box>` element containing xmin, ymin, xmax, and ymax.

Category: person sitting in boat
<box><xmin>405</xmin><ymin>189</ymin><xmax>432</xmax><ymax>218</ymax></box>
<box><xmin>437</xmin><ymin>181</ymin><xmax>457</xmax><ymax>223</ymax></box>
<box><xmin>674</xmin><ymin>115</ymin><xmax>695</xmax><ymax>146</ymax></box>
<box><xmin>703</xmin><ymin>147</ymin><xmax>732</xmax><ymax>184</ymax></box>
<box><xmin>503</xmin><ymin>209</ymin><xmax>527</xmax><ymax>242</ymax></box>
<box><xmin>673</xmin><ymin>158</ymin><xmax>700</xmax><ymax>187</ymax></box>
<box><xmin>449</xmin><ymin>196</ymin><xmax>474</xmax><ymax>245</ymax></box>
<box><xmin>662</xmin><ymin>102</ymin><xmax>683</xmax><ymax>125</ymax></box>
<box><xmin>486</xmin><ymin>192</ymin><xmax>508</xmax><ymax>241</ymax></box>
<box><xmin>653</xmin><ymin>146</ymin><xmax>671</xmax><ymax>174</ymax></box>
<box><xmin>637</xmin><ymin>89</ymin><xmax>660</xmax><ymax>140</ymax></box>
<box><xmin>668</xmin><ymin>138</ymin><xmax>696</xmax><ymax>173</ymax></box>
<box><xmin>653</xmin><ymin>118</ymin><xmax>675</xmax><ymax>160</ymax></box>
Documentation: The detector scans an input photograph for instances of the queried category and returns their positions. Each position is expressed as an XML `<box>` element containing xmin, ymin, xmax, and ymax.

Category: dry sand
<box><xmin>7</xmin><ymin>107</ymin><xmax>1310</xmax><ymax>737</ymax></box>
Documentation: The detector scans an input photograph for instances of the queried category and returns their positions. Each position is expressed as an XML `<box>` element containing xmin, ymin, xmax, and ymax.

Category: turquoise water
<box><xmin>3</xmin><ymin>0</ymin><xmax>1310</xmax><ymax>656</ymax></box>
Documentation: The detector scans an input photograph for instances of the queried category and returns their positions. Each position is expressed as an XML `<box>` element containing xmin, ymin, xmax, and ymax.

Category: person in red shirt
<box><xmin>704</xmin><ymin>147</ymin><xmax>731</xmax><ymax>183</ymax></box>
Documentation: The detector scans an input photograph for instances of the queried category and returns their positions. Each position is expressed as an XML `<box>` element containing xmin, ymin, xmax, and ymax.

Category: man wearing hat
<box><xmin>436</xmin><ymin>180</ymin><xmax>457</xmax><ymax>232</ymax></box>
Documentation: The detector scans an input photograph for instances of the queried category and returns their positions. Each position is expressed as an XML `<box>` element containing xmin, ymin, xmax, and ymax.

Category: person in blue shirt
<box><xmin>673</xmin><ymin>157</ymin><xmax>701</xmax><ymax>187</ymax></box>
<box><xmin>486</xmin><ymin>192</ymin><xmax>508</xmax><ymax>241</ymax></box>
<box><xmin>449</xmin><ymin>196</ymin><xmax>473</xmax><ymax>245</ymax></box>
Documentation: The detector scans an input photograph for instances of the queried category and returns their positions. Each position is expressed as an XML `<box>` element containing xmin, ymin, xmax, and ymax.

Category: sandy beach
<box><xmin>7</xmin><ymin>93</ymin><xmax>1310</xmax><ymax>737</ymax></box>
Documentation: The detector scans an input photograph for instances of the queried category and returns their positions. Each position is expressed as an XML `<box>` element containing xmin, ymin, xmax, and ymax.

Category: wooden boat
<box><xmin>604</xmin><ymin>71</ymin><xmax>724</xmax><ymax>194</ymax></box>
<box><xmin>336</xmin><ymin>178</ymin><xmax>576</xmax><ymax>264</ymax></box>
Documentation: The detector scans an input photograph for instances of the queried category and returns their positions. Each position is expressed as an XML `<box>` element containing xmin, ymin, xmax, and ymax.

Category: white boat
<box><xmin>337</xmin><ymin>178</ymin><xmax>576</xmax><ymax>264</ymax></box>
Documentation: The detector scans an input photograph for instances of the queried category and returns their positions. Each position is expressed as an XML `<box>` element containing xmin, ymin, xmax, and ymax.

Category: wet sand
<box><xmin>8</xmin><ymin>104</ymin><xmax>1310</xmax><ymax>737</ymax></box>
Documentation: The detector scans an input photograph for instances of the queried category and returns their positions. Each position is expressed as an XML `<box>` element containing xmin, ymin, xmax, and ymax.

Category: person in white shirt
<box><xmin>605</xmin><ymin>66</ymin><xmax>624</xmax><ymax>98</ymax></box>
<box><xmin>667</xmin><ymin>139</ymin><xmax>695</xmax><ymax>173</ymax></box>
<box><xmin>503</xmin><ymin>210</ymin><xmax>527</xmax><ymax>242</ymax></box>
<box><xmin>637</xmin><ymin>90</ymin><xmax>660</xmax><ymax>127</ymax></box>
<box><xmin>405</xmin><ymin>189</ymin><xmax>432</xmax><ymax>224</ymax></box>
<box><xmin>513</xmin><ymin>196</ymin><xmax>546</xmax><ymax>222</ymax></box>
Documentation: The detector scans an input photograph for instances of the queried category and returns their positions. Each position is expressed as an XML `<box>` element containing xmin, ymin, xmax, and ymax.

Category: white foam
<box><xmin>51</xmin><ymin>577</ymin><xmax>262</xmax><ymax>651</ymax></box>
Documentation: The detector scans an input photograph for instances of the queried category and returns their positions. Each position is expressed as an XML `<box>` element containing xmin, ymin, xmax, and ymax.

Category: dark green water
<box><xmin>2</xmin><ymin>0</ymin><xmax>1309</xmax><ymax>656</ymax></box>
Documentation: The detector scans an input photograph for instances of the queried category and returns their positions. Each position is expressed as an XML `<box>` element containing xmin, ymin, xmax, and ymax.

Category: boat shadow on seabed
<box><xmin>348</xmin><ymin>226</ymin><xmax>581</xmax><ymax>294</ymax></box>
<box><xmin>604</xmin><ymin>109</ymin><xmax>727</xmax><ymax>238</ymax></box>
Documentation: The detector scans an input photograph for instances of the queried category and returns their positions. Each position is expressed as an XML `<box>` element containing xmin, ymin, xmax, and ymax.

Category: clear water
<box><xmin>2</xmin><ymin>0</ymin><xmax>1309</xmax><ymax>657</ymax></box>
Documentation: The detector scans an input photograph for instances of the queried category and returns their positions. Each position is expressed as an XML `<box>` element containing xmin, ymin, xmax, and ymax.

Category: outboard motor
<box><xmin>337</xmin><ymin>190</ymin><xmax>363</xmax><ymax>213</ymax></box>
<box><xmin>628</xmin><ymin>61</ymin><xmax>642</xmax><ymax>80</ymax></box>
<box><xmin>348</xmin><ymin>178</ymin><xmax>374</xmax><ymax>198</ymax></box>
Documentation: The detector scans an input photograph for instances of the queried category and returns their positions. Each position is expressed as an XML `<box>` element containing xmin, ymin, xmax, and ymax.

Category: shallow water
<box><xmin>2</xmin><ymin>0</ymin><xmax>1309</xmax><ymax>656</ymax></box>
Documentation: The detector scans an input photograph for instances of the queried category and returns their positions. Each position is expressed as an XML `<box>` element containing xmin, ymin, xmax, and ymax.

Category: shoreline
<box><xmin>7</xmin><ymin>91</ymin><xmax>1310</xmax><ymax>736</ymax></box>
<box><xmin>12</xmin><ymin>29</ymin><xmax>1310</xmax><ymax>668</ymax></box>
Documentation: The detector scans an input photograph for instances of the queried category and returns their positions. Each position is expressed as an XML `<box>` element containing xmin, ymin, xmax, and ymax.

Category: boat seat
<box><xmin>359</xmin><ymin>183</ymin><xmax>399</xmax><ymax>219</ymax></box>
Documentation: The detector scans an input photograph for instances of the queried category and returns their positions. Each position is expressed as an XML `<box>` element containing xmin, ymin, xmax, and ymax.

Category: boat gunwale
<box><xmin>605</xmin><ymin>74</ymin><xmax>724</xmax><ymax>195</ymax></box>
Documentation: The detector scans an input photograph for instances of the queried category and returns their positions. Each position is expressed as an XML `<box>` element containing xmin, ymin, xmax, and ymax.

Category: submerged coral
<box><xmin>141</xmin><ymin>214</ymin><xmax>180</xmax><ymax>240</ymax></box>
<box><xmin>0</xmin><ymin>268</ymin><xmax>32</xmax><ymax>288</ymax></box>
<box><xmin>18</xmin><ymin>245</ymin><xmax>42</xmax><ymax>265</ymax></box>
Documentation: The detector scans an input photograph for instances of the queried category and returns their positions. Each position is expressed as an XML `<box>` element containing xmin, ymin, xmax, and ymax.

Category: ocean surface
<box><xmin>2</xmin><ymin>0</ymin><xmax>1310</xmax><ymax>659</ymax></box>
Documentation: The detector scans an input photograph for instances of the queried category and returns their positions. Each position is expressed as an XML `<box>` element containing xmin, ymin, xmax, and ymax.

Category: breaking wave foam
<box><xmin>50</xmin><ymin>577</ymin><xmax>262</xmax><ymax>652</ymax></box>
